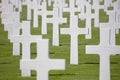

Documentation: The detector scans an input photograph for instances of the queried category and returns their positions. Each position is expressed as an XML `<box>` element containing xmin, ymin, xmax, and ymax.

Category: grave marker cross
<box><xmin>53</xmin><ymin>0</ymin><xmax>68</xmax><ymax>18</ymax></box>
<box><xmin>63</xmin><ymin>0</ymin><xmax>80</xmax><ymax>17</ymax></box>
<box><xmin>79</xmin><ymin>1</ymin><xmax>94</xmax><ymax>39</ymax></box>
<box><xmin>11</xmin><ymin>21</ymin><xmax>42</xmax><ymax>76</ymax></box>
<box><xmin>61</xmin><ymin>16</ymin><xmax>88</xmax><ymax>64</ymax></box>
<box><xmin>20</xmin><ymin>39</ymin><xmax>65</xmax><ymax>80</ymax></box>
<box><xmin>38</xmin><ymin>1</ymin><xmax>53</xmax><ymax>34</ymax></box>
<box><xmin>46</xmin><ymin>8</ymin><xmax>67</xmax><ymax>46</ymax></box>
<box><xmin>100</xmin><ymin>11</ymin><xmax>120</xmax><ymax>45</ymax></box>
<box><xmin>86</xmin><ymin>27</ymin><xmax>120</xmax><ymax>80</ymax></box>
<box><xmin>22</xmin><ymin>0</ymin><xmax>33</xmax><ymax>20</ymax></box>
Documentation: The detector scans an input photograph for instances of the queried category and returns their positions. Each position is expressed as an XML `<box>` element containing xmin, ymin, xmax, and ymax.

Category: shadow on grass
<box><xmin>83</xmin><ymin>62</ymin><xmax>99</xmax><ymax>64</ymax></box>
<box><xmin>0</xmin><ymin>62</ymin><xmax>11</xmax><ymax>64</ymax></box>
<box><xmin>32</xmin><ymin>52</ymin><xmax>55</xmax><ymax>54</ymax></box>
<box><xmin>50</xmin><ymin>73</ymin><xmax>75</xmax><ymax>76</ymax></box>
<box><xmin>0</xmin><ymin>43</ymin><xmax>5</xmax><ymax>45</ymax></box>
<box><xmin>60</xmin><ymin>43</ymin><xmax>70</xmax><ymax>46</ymax></box>
<box><xmin>81</xmin><ymin>62</ymin><xmax>118</xmax><ymax>64</ymax></box>
<box><xmin>31</xmin><ymin>73</ymin><xmax>75</xmax><ymax>77</ymax></box>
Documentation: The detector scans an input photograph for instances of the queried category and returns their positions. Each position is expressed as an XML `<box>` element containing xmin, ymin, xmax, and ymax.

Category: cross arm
<box><xmin>49</xmin><ymin>59</ymin><xmax>65</xmax><ymax>70</ymax></box>
<box><xmin>20</xmin><ymin>59</ymin><xmax>37</xmax><ymax>70</ymax></box>
<box><xmin>11</xmin><ymin>35</ymin><xmax>42</xmax><ymax>43</ymax></box>
<box><xmin>60</xmin><ymin>28</ymin><xmax>71</xmax><ymax>34</ymax></box>
<box><xmin>78</xmin><ymin>28</ymin><xmax>88</xmax><ymax>35</ymax></box>
<box><xmin>86</xmin><ymin>45</ymin><xmax>100</xmax><ymax>55</ymax></box>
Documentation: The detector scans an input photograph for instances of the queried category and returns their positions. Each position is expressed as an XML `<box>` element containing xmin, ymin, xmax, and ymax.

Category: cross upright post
<box><xmin>20</xmin><ymin>39</ymin><xmax>65</xmax><ymax>80</ymax></box>
<box><xmin>61</xmin><ymin>15</ymin><xmax>88</xmax><ymax>64</ymax></box>
<box><xmin>86</xmin><ymin>27</ymin><xmax>120</xmax><ymax>80</ymax></box>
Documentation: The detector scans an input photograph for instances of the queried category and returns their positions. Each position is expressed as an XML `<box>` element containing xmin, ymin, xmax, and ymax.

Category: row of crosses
<box><xmin>0</xmin><ymin>0</ymin><xmax>120</xmax><ymax>80</ymax></box>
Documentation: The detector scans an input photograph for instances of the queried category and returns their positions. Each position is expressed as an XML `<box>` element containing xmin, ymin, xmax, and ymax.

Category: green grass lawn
<box><xmin>0</xmin><ymin>2</ymin><xmax>120</xmax><ymax>80</ymax></box>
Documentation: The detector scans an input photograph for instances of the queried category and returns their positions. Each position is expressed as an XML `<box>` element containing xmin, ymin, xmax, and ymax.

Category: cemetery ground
<box><xmin>0</xmin><ymin>7</ymin><xmax>120</xmax><ymax>80</ymax></box>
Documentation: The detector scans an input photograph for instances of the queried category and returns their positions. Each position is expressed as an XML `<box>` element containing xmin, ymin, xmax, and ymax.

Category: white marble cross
<box><xmin>11</xmin><ymin>21</ymin><xmax>30</xmax><ymax>76</ymax></box>
<box><xmin>48</xmin><ymin>0</ymin><xmax>52</xmax><ymax>6</ymax></box>
<box><xmin>0</xmin><ymin>0</ymin><xmax>9</xmax><ymax>9</ymax></box>
<box><xmin>100</xmin><ymin>11</ymin><xmax>120</xmax><ymax>45</ymax></box>
<box><xmin>104</xmin><ymin>0</ymin><xmax>113</xmax><ymax>12</ymax></box>
<box><xmin>38</xmin><ymin>1</ymin><xmax>53</xmax><ymax>34</ymax></box>
<box><xmin>32</xmin><ymin>0</ymin><xmax>42</xmax><ymax>27</ymax></box>
<box><xmin>12</xmin><ymin>35</ymin><xmax>42</xmax><ymax>76</ymax></box>
<box><xmin>117</xmin><ymin>0</ymin><xmax>120</xmax><ymax>24</ymax></box>
<box><xmin>22</xmin><ymin>0</ymin><xmax>33</xmax><ymax>20</ymax></box>
<box><xmin>11</xmin><ymin>24</ymin><xmax>42</xmax><ymax>76</ymax></box>
<box><xmin>20</xmin><ymin>39</ymin><xmax>65</xmax><ymax>80</ymax></box>
<box><xmin>76</xmin><ymin>0</ymin><xmax>89</xmax><ymax>14</ymax></box>
<box><xmin>1</xmin><ymin>12</ymin><xmax>20</xmax><ymax>26</ymax></box>
<box><xmin>0</xmin><ymin>0</ymin><xmax>22</xmax><ymax>56</ymax></box>
<box><xmin>111</xmin><ymin>0</ymin><xmax>120</xmax><ymax>24</ymax></box>
<box><xmin>91</xmin><ymin>0</ymin><xmax>104</xmax><ymax>27</ymax></box>
<box><xmin>63</xmin><ymin>0</ymin><xmax>80</xmax><ymax>17</ymax></box>
<box><xmin>10</xmin><ymin>0</ymin><xmax>22</xmax><ymax>12</ymax></box>
<box><xmin>53</xmin><ymin>0</ymin><xmax>68</xmax><ymax>18</ymax></box>
<box><xmin>0</xmin><ymin>3</ymin><xmax>14</xmax><ymax>17</ymax></box>
<box><xmin>9</xmin><ymin>0</ymin><xmax>22</xmax><ymax>12</ymax></box>
<box><xmin>86</xmin><ymin>27</ymin><xmax>120</xmax><ymax>80</ymax></box>
<box><xmin>4</xmin><ymin>23</ymin><xmax>21</xmax><ymax>56</ymax></box>
<box><xmin>46</xmin><ymin>8</ymin><xmax>67</xmax><ymax>46</ymax></box>
<box><xmin>61</xmin><ymin>15</ymin><xmax>88</xmax><ymax>64</ymax></box>
<box><xmin>78</xmin><ymin>1</ymin><xmax>94</xmax><ymax>39</ymax></box>
<box><xmin>11</xmin><ymin>21</ymin><xmax>42</xmax><ymax>76</ymax></box>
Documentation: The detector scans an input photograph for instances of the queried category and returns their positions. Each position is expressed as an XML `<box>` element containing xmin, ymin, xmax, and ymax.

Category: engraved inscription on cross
<box><xmin>61</xmin><ymin>15</ymin><xmax>88</xmax><ymax>64</ymax></box>
<box><xmin>20</xmin><ymin>39</ymin><xmax>65</xmax><ymax>80</ymax></box>
<box><xmin>86</xmin><ymin>27</ymin><xmax>120</xmax><ymax>80</ymax></box>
